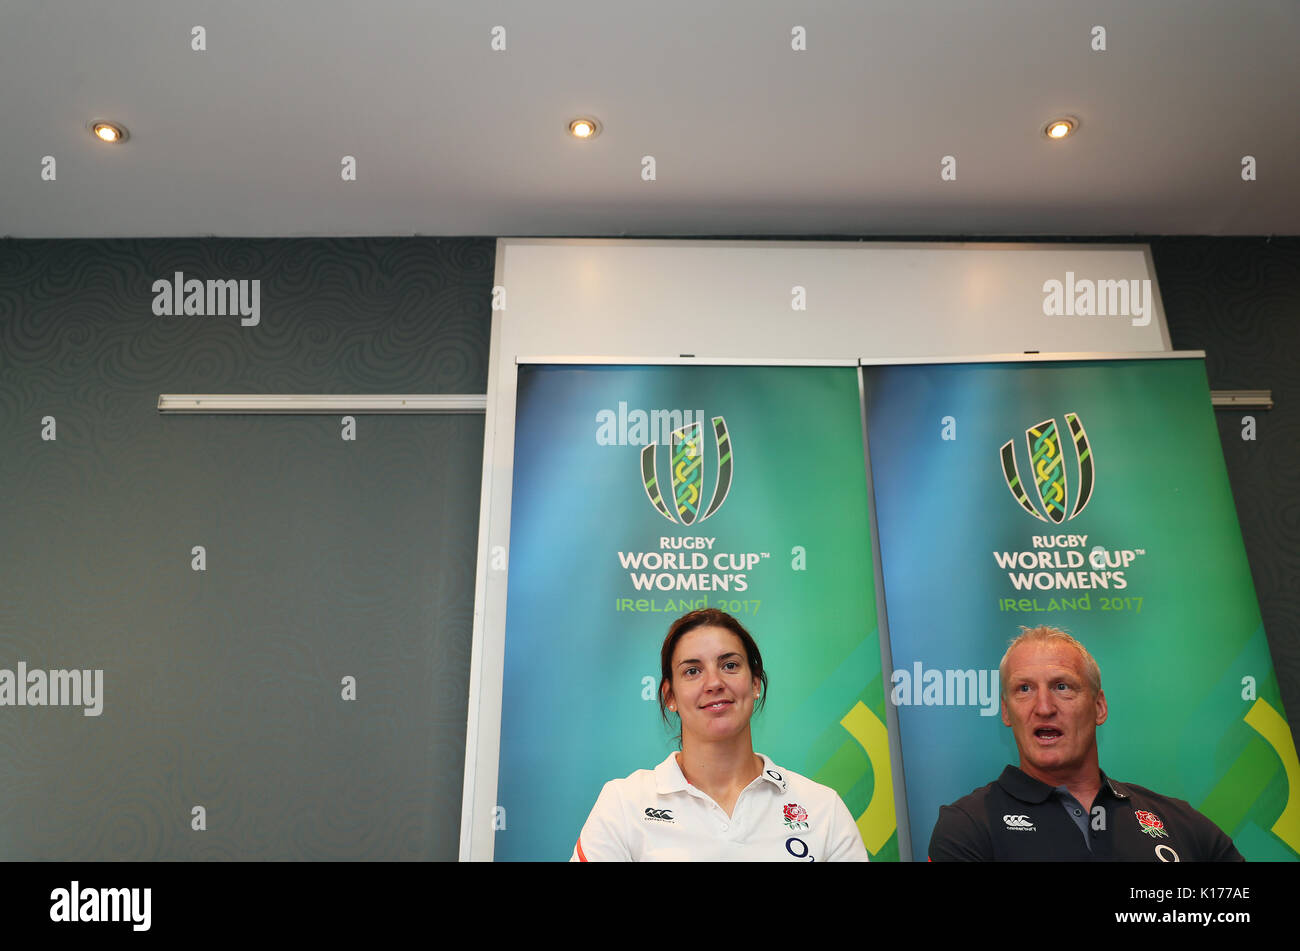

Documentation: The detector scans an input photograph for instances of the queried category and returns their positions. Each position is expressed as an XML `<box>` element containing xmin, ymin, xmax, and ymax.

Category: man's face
<box><xmin>1000</xmin><ymin>639</ymin><xmax>1107</xmax><ymax>781</ymax></box>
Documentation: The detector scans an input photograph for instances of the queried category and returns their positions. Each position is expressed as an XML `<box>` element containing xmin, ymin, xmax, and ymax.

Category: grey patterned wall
<box><xmin>0</xmin><ymin>238</ymin><xmax>491</xmax><ymax>859</ymax></box>
<box><xmin>0</xmin><ymin>235</ymin><xmax>1294</xmax><ymax>860</ymax></box>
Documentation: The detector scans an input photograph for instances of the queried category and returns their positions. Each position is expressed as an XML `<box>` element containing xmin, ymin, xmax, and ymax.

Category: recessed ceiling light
<box><xmin>1044</xmin><ymin>117</ymin><xmax>1077</xmax><ymax>140</ymax></box>
<box><xmin>568</xmin><ymin>117</ymin><xmax>600</xmax><ymax>139</ymax></box>
<box><xmin>92</xmin><ymin>121</ymin><xmax>129</xmax><ymax>144</ymax></box>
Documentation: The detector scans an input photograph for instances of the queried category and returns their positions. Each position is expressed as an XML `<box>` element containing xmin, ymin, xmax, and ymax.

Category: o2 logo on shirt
<box><xmin>785</xmin><ymin>837</ymin><xmax>815</xmax><ymax>862</ymax></box>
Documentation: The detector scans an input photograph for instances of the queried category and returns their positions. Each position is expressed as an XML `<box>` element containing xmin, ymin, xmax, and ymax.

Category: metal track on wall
<box><xmin>158</xmin><ymin>394</ymin><xmax>487</xmax><ymax>413</ymax></box>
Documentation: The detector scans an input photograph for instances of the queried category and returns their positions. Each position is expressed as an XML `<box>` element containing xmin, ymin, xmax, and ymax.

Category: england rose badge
<box><xmin>1135</xmin><ymin>810</ymin><xmax>1169</xmax><ymax>838</ymax></box>
<box><xmin>783</xmin><ymin>803</ymin><xmax>809</xmax><ymax>831</ymax></box>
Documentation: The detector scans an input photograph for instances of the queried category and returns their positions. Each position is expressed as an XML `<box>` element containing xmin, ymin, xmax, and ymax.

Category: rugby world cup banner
<box><xmin>497</xmin><ymin>364</ymin><xmax>896</xmax><ymax>860</ymax></box>
<box><xmin>862</xmin><ymin>357</ymin><xmax>1299</xmax><ymax>862</ymax></box>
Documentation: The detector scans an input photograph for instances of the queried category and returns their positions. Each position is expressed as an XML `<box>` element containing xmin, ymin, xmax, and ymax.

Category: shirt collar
<box><xmin>654</xmin><ymin>752</ymin><xmax>689</xmax><ymax>794</ymax></box>
<box><xmin>996</xmin><ymin>764</ymin><xmax>1128</xmax><ymax>803</ymax></box>
<box><xmin>1099</xmin><ymin>770</ymin><xmax>1130</xmax><ymax>800</ymax></box>
<box><xmin>653</xmin><ymin>751</ymin><xmax>787</xmax><ymax>795</ymax></box>
<box><xmin>756</xmin><ymin>754</ymin><xmax>788</xmax><ymax>792</ymax></box>
<box><xmin>997</xmin><ymin>765</ymin><xmax>1055</xmax><ymax>803</ymax></box>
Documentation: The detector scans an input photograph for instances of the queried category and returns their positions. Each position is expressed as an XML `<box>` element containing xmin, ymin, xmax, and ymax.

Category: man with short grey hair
<box><xmin>998</xmin><ymin>625</ymin><xmax>1101</xmax><ymax>695</ymax></box>
<box><xmin>928</xmin><ymin>625</ymin><xmax>1242</xmax><ymax>861</ymax></box>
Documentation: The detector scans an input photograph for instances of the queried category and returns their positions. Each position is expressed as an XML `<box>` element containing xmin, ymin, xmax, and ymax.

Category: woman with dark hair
<box><xmin>570</xmin><ymin>608</ymin><xmax>868</xmax><ymax>861</ymax></box>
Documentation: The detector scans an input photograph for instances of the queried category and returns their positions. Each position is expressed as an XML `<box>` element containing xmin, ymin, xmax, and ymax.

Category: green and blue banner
<box><xmin>862</xmin><ymin>357</ymin><xmax>1299</xmax><ymax>862</ymax></box>
<box><xmin>497</xmin><ymin>364</ymin><xmax>896</xmax><ymax>860</ymax></box>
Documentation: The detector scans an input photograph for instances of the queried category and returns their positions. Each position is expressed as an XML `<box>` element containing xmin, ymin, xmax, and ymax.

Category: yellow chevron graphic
<box><xmin>840</xmin><ymin>701</ymin><xmax>896</xmax><ymax>854</ymax></box>
<box><xmin>1243</xmin><ymin>698</ymin><xmax>1300</xmax><ymax>853</ymax></box>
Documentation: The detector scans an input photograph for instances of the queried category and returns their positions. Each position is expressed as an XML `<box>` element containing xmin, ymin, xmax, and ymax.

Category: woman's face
<box><xmin>663</xmin><ymin>625</ymin><xmax>761</xmax><ymax>745</ymax></box>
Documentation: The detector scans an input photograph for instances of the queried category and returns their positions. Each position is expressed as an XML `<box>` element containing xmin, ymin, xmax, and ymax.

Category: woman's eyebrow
<box><xmin>676</xmin><ymin>652</ymin><xmax>742</xmax><ymax>668</ymax></box>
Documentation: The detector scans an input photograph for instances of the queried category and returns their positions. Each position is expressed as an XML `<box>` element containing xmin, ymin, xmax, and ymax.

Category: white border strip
<box><xmin>859</xmin><ymin>350</ymin><xmax>1205</xmax><ymax>366</ymax></box>
<box><xmin>498</xmin><ymin>237</ymin><xmax>1164</xmax><ymax>253</ymax></box>
<box><xmin>459</xmin><ymin>257</ymin><xmax>509</xmax><ymax>862</ymax></box>
<box><xmin>518</xmin><ymin>356</ymin><xmax>859</xmax><ymax>367</ymax></box>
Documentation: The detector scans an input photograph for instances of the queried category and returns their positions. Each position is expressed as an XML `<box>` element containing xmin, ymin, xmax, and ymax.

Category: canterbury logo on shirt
<box><xmin>1003</xmin><ymin>814</ymin><xmax>1035</xmax><ymax>830</ymax></box>
<box><xmin>643</xmin><ymin>808</ymin><xmax>675</xmax><ymax>822</ymax></box>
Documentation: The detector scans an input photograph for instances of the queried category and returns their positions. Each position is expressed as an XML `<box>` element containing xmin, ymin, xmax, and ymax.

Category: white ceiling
<box><xmin>2</xmin><ymin>0</ymin><xmax>1298</xmax><ymax>239</ymax></box>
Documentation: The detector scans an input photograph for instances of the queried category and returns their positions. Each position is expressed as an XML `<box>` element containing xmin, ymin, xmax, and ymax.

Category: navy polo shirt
<box><xmin>928</xmin><ymin>765</ymin><xmax>1244</xmax><ymax>862</ymax></box>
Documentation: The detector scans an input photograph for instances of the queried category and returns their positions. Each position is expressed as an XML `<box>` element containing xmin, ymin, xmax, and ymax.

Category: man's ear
<box><xmin>1095</xmin><ymin>689</ymin><xmax>1107</xmax><ymax>726</ymax></box>
<box><xmin>1000</xmin><ymin>697</ymin><xmax>1010</xmax><ymax>727</ymax></box>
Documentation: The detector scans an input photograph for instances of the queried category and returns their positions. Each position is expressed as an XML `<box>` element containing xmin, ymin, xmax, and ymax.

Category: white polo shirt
<box><xmin>570</xmin><ymin>752</ymin><xmax>869</xmax><ymax>862</ymax></box>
